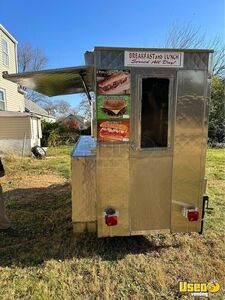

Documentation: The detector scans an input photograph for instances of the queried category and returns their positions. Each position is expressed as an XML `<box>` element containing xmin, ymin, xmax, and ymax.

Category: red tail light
<box><xmin>187</xmin><ymin>210</ymin><xmax>199</xmax><ymax>221</ymax></box>
<box><xmin>105</xmin><ymin>215</ymin><xmax>118</xmax><ymax>226</ymax></box>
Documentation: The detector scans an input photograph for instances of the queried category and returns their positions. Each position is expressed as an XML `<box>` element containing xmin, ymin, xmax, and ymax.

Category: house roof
<box><xmin>64</xmin><ymin>114</ymin><xmax>84</xmax><ymax>123</ymax></box>
<box><xmin>25</xmin><ymin>99</ymin><xmax>55</xmax><ymax>119</ymax></box>
<box><xmin>76</xmin><ymin>115</ymin><xmax>85</xmax><ymax>123</ymax></box>
<box><xmin>0</xmin><ymin>24</ymin><xmax>17</xmax><ymax>44</ymax></box>
<box><xmin>0</xmin><ymin>111</ymin><xmax>36</xmax><ymax>118</ymax></box>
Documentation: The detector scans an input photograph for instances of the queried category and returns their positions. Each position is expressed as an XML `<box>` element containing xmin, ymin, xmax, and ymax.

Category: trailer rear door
<box><xmin>130</xmin><ymin>70</ymin><xmax>176</xmax><ymax>234</ymax></box>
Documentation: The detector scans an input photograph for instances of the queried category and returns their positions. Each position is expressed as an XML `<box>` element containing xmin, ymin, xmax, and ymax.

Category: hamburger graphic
<box><xmin>98</xmin><ymin>121</ymin><xmax>130</xmax><ymax>142</ymax></box>
<box><xmin>101</xmin><ymin>98</ymin><xmax>127</xmax><ymax>117</ymax></box>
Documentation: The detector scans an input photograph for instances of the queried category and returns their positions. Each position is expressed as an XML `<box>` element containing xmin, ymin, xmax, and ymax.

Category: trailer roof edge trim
<box><xmin>93</xmin><ymin>46</ymin><xmax>214</xmax><ymax>53</ymax></box>
<box><xmin>3</xmin><ymin>65</ymin><xmax>94</xmax><ymax>97</ymax></box>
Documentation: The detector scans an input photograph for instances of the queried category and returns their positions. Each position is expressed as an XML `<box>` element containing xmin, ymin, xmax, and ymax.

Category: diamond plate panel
<box><xmin>95</xmin><ymin>51</ymin><xmax>126</xmax><ymax>69</ymax></box>
<box><xmin>184</xmin><ymin>52</ymin><xmax>209</xmax><ymax>70</ymax></box>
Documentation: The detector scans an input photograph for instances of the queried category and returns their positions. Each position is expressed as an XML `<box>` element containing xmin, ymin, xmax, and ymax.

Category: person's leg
<box><xmin>0</xmin><ymin>184</ymin><xmax>11</xmax><ymax>230</ymax></box>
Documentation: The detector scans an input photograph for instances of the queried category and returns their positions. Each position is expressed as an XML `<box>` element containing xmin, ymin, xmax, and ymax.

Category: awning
<box><xmin>3</xmin><ymin>65</ymin><xmax>94</xmax><ymax>97</ymax></box>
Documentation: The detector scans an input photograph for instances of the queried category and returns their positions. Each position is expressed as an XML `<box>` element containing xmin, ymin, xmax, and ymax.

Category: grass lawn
<box><xmin>0</xmin><ymin>146</ymin><xmax>224</xmax><ymax>300</ymax></box>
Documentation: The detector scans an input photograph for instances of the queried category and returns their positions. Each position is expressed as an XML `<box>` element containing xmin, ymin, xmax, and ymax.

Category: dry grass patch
<box><xmin>0</xmin><ymin>146</ymin><xmax>224</xmax><ymax>299</ymax></box>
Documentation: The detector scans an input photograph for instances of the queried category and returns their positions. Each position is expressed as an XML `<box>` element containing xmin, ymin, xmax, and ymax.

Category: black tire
<box><xmin>31</xmin><ymin>146</ymin><xmax>46</xmax><ymax>159</ymax></box>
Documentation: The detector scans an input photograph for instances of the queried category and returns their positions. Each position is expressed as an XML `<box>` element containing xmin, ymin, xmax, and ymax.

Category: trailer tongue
<box><xmin>3</xmin><ymin>47</ymin><xmax>213</xmax><ymax>237</ymax></box>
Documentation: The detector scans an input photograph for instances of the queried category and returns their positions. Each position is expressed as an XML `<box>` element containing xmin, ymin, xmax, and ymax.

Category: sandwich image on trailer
<box><xmin>97</xmin><ymin>70</ymin><xmax>130</xmax><ymax>94</ymax></box>
<box><xmin>102</xmin><ymin>98</ymin><xmax>126</xmax><ymax>116</ymax></box>
<box><xmin>97</xmin><ymin>95</ymin><xmax>130</xmax><ymax>119</ymax></box>
<box><xmin>3</xmin><ymin>46</ymin><xmax>213</xmax><ymax>237</ymax></box>
<box><xmin>98</xmin><ymin>120</ymin><xmax>130</xmax><ymax>142</ymax></box>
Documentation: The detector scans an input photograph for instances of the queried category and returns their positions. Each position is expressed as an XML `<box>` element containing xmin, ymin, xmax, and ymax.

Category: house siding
<box><xmin>0</xmin><ymin>139</ymin><xmax>33</xmax><ymax>156</ymax></box>
<box><xmin>0</xmin><ymin>26</ymin><xmax>25</xmax><ymax>112</ymax></box>
<box><xmin>0</xmin><ymin>25</ymin><xmax>42</xmax><ymax>156</ymax></box>
<box><xmin>0</xmin><ymin>116</ymin><xmax>31</xmax><ymax>139</ymax></box>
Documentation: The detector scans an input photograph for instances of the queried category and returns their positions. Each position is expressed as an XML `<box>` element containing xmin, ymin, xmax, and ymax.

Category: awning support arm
<box><xmin>79</xmin><ymin>74</ymin><xmax>92</xmax><ymax>106</ymax></box>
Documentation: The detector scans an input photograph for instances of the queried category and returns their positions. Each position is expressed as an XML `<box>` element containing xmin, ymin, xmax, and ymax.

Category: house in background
<box><xmin>63</xmin><ymin>114</ymin><xmax>85</xmax><ymax>129</ymax></box>
<box><xmin>0</xmin><ymin>24</ymin><xmax>42</xmax><ymax>156</ymax></box>
<box><xmin>25</xmin><ymin>98</ymin><xmax>56</xmax><ymax>123</ymax></box>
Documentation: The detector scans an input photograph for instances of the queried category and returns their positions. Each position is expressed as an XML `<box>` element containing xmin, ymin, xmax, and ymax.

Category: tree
<box><xmin>18</xmin><ymin>43</ymin><xmax>48</xmax><ymax>72</ymax></box>
<box><xmin>210</xmin><ymin>37</ymin><xmax>225</xmax><ymax>77</ymax></box>
<box><xmin>76</xmin><ymin>93</ymin><xmax>93</xmax><ymax>123</ymax></box>
<box><xmin>208</xmin><ymin>76</ymin><xmax>225</xmax><ymax>145</ymax></box>
<box><xmin>43</xmin><ymin>99</ymin><xmax>77</xmax><ymax>119</ymax></box>
<box><xmin>41</xmin><ymin>121</ymin><xmax>79</xmax><ymax>147</ymax></box>
<box><xmin>164</xmin><ymin>23</ymin><xmax>225</xmax><ymax>145</ymax></box>
<box><xmin>18</xmin><ymin>43</ymin><xmax>48</xmax><ymax>103</ymax></box>
<box><xmin>164</xmin><ymin>23</ymin><xmax>225</xmax><ymax>77</ymax></box>
<box><xmin>165</xmin><ymin>23</ymin><xmax>205</xmax><ymax>49</ymax></box>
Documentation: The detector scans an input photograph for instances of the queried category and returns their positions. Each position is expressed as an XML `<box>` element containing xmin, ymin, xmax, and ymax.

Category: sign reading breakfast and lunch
<box><xmin>124</xmin><ymin>51</ymin><xmax>184</xmax><ymax>68</ymax></box>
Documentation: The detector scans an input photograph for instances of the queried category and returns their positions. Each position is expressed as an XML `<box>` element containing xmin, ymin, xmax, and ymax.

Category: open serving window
<box><xmin>141</xmin><ymin>77</ymin><xmax>170</xmax><ymax>148</ymax></box>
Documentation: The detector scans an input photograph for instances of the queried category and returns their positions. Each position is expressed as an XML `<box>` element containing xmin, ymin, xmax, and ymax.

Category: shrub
<box><xmin>208</xmin><ymin>76</ymin><xmax>225</xmax><ymax>146</ymax></box>
<box><xmin>41</xmin><ymin>121</ymin><xmax>80</xmax><ymax>147</ymax></box>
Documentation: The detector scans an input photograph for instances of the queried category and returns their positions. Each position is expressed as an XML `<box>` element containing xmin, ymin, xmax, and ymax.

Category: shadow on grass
<box><xmin>0</xmin><ymin>184</ymin><xmax>180</xmax><ymax>267</ymax></box>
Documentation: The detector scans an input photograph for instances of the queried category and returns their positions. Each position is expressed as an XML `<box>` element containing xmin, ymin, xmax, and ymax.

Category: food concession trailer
<box><xmin>3</xmin><ymin>47</ymin><xmax>213</xmax><ymax>237</ymax></box>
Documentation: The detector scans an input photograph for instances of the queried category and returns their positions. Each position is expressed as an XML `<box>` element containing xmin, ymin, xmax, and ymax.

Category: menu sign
<box><xmin>96</xmin><ymin>70</ymin><xmax>131</xmax><ymax>143</ymax></box>
<box><xmin>96</xmin><ymin>95</ymin><xmax>130</xmax><ymax>120</ymax></box>
<box><xmin>96</xmin><ymin>70</ymin><xmax>130</xmax><ymax>94</ymax></box>
<box><xmin>97</xmin><ymin>120</ymin><xmax>130</xmax><ymax>142</ymax></box>
<box><xmin>124</xmin><ymin>51</ymin><xmax>184</xmax><ymax>68</ymax></box>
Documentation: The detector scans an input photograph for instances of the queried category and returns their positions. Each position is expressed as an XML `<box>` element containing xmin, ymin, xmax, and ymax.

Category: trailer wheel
<box><xmin>31</xmin><ymin>146</ymin><xmax>46</xmax><ymax>159</ymax></box>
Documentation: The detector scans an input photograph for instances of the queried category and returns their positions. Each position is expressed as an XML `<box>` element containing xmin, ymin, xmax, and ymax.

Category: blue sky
<box><xmin>1</xmin><ymin>0</ymin><xmax>224</xmax><ymax>108</ymax></box>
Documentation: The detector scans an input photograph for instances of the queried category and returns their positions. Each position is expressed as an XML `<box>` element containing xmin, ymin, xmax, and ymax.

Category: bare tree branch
<box><xmin>42</xmin><ymin>99</ymin><xmax>77</xmax><ymax>118</ymax></box>
<box><xmin>207</xmin><ymin>37</ymin><xmax>225</xmax><ymax>77</ymax></box>
<box><xmin>18</xmin><ymin>43</ymin><xmax>48</xmax><ymax>72</ymax></box>
<box><xmin>18</xmin><ymin>43</ymin><xmax>48</xmax><ymax>102</ymax></box>
<box><xmin>76</xmin><ymin>93</ymin><xmax>93</xmax><ymax>122</ymax></box>
<box><xmin>165</xmin><ymin>23</ymin><xmax>206</xmax><ymax>49</ymax></box>
<box><xmin>164</xmin><ymin>23</ymin><xmax>225</xmax><ymax>77</ymax></box>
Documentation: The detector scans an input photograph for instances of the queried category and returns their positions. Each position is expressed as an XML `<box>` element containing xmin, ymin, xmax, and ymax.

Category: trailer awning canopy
<box><xmin>3</xmin><ymin>66</ymin><xmax>94</xmax><ymax>97</ymax></box>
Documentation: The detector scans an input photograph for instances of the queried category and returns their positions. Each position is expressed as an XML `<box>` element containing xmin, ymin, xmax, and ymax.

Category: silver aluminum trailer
<box><xmin>3</xmin><ymin>47</ymin><xmax>213</xmax><ymax>237</ymax></box>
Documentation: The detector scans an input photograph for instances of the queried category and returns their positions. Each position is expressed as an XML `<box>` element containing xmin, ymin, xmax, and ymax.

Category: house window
<box><xmin>0</xmin><ymin>89</ymin><xmax>6</xmax><ymax>110</ymax></box>
<box><xmin>2</xmin><ymin>39</ymin><xmax>9</xmax><ymax>66</ymax></box>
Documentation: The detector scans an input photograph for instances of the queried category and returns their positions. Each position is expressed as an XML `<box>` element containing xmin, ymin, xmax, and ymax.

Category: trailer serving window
<box><xmin>141</xmin><ymin>78</ymin><xmax>169</xmax><ymax>148</ymax></box>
